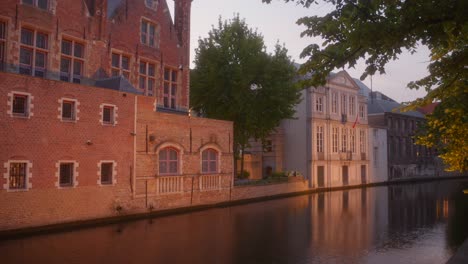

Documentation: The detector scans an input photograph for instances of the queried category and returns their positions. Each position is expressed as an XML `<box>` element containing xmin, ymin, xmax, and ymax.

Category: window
<box><xmin>316</xmin><ymin>125</ymin><xmax>324</xmax><ymax>153</ymax></box>
<box><xmin>360</xmin><ymin>129</ymin><xmax>366</xmax><ymax>154</ymax></box>
<box><xmin>101</xmin><ymin>105</ymin><xmax>116</xmax><ymax>125</ymax></box>
<box><xmin>20</xmin><ymin>28</ymin><xmax>48</xmax><ymax>77</ymax></box>
<box><xmin>111</xmin><ymin>52</ymin><xmax>130</xmax><ymax>79</ymax></box>
<box><xmin>100</xmin><ymin>162</ymin><xmax>114</xmax><ymax>185</ymax></box>
<box><xmin>0</xmin><ymin>21</ymin><xmax>6</xmax><ymax>70</ymax></box>
<box><xmin>350</xmin><ymin>96</ymin><xmax>355</xmax><ymax>116</ymax></box>
<box><xmin>163</xmin><ymin>68</ymin><xmax>177</xmax><ymax>109</ymax></box>
<box><xmin>59</xmin><ymin>162</ymin><xmax>74</xmax><ymax>187</ymax></box>
<box><xmin>159</xmin><ymin>147</ymin><xmax>179</xmax><ymax>175</ymax></box>
<box><xmin>341</xmin><ymin>128</ymin><xmax>347</xmax><ymax>152</ymax></box>
<box><xmin>264</xmin><ymin>140</ymin><xmax>273</xmax><ymax>152</ymax></box>
<box><xmin>141</xmin><ymin>20</ymin><xmax>157</xmax><ymax>47</ymax></box>
<box><xmin>12</xmin><ymin>93</ymin><xmax>29</xmax><ymax>117</ymax></box>
<box><xmin>341</xmin><ymin>94</ymin><xmax>347</xmax><ymax>115</ymax></box>
<box><xmin>350</xmin><ymin>129</ymin><xmax>356</xmax><ymax>153</ymax></box>
<box><xmin>359</xmin><ymin>104</ymin><xmax>366</xmax><ymax>119</ymax></box>
<box><xmin>331</xmin><ymin>92</ymin><xmax>338</xmax><ymax>113</ymax></box>
<box><xmin>60</xmin><ymin>39</ymin><xmax>84</xmax><ymax>83</ymax></box>
<box><xmin>315</xmin><ymin>96</ymin><xmax>323</xmax><ymax>112</ymax></box>
<box><xmin>61</xmin><ymin>100</ymin><xmax>76</xmax><ymax>121</ymax></box>
<box><xmin>22</xmin><ymin>0</ymin><xmax>48</xmax><ymax>10</ymax></box>
<box><xmin>202</xmin><ymin>149</ymin><xmax>218</xmax><ymax>174</ymax></box>
<box><xmin>332</xmin><ymin>127</ymin><xmax>339</xmax><ymax>153</ymax></box>
<box><xmin>8</xmin><ymin>162</ymin><xmax>27</xmax><ymax>190</ymax></box>
<box><xmin>139</xmin><ymin>60</ymin><xmax>157</xmax><ymax>96</ymax></box>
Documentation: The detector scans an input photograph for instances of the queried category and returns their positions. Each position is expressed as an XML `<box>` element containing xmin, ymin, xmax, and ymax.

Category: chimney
<box><xmin>174</xmin><ymin>0</ymin><xmax>192</xmax><ymax>69</ymax></box>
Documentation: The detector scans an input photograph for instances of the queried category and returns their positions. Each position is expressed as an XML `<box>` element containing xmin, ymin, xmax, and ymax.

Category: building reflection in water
<box><xmin>0</xmin><ymin>180</ymin><xmax>467</xmax><ymax>264</ymax></box>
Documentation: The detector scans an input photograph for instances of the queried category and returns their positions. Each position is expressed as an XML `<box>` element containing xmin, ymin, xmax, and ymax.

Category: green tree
<box><xmin>190</xmin><ymin>16</ymin><xmax>301</xmax><ymax>175</ymax></box>
<box><xmin>262</xmin><ymin>0</ymin><xmax>468</xmax><ymax>171</ymax></box>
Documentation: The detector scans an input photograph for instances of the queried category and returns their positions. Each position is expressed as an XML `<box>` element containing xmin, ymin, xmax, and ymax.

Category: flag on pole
<box><xmin>352</xmin><ymin>114</ymin><xmax>359</xmax><ymax>128</ymax></box>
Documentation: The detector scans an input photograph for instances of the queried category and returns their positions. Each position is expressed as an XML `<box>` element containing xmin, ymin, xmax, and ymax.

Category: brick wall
<box><xmin>0</xmin><ymin>72</ymin><xmax>136</xmax><ymax>230</ymax></box>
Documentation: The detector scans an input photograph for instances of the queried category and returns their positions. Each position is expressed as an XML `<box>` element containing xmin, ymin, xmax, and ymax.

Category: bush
<box><xmin>271</xmin><ymin>171</ymin><xmax>287</xmax><ymax>178</ymax></box>
<box><xmin>237</xmin><ymin>170</ymin><xmax>250</xmax><ymax>179</ymax></box>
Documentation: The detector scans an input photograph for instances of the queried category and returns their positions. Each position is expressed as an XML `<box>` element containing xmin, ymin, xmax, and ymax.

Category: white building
<box><xmin>281</xmin><ymin>71</ymin><xmax>370</xmax><ymax>188</ymax></box>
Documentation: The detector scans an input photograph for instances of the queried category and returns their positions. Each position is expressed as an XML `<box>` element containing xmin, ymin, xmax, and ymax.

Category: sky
<box><xmin>168</xmin><ymin>0</ymin><xmax>430</xmax><ymax>103</ymax></box>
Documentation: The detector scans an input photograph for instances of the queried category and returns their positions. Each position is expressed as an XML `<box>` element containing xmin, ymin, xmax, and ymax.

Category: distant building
<box><xmin>280</xmin><ymin>71</ymin><xmax>370</xmax><ymax>188</ymax></box>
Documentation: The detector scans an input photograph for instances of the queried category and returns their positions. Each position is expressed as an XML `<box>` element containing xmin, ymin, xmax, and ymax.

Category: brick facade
<box><xmin>0</xmin><ymin>0</ymin><xmax>235</xmax><ymax>231</ymax></box>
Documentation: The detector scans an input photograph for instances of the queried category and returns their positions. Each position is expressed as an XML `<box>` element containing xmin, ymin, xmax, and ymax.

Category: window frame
<box><xmin>315</xmin><ymin>96</ymin><xmax>323</xmax><ymax>112</ymax></box>
<box><xmin>331</xmin><ymin>92</ymin><xmax>338</xmax><ymax>114</ymax></box>
<box><xmin>57</xmin><ymin>161</ymin><xmax>78</xmax><ymax>188</ymax></box>
<box><xmin>332</xmin><ymin>127</ymin><xmax>339</xmax><ymax>153</ymax></box>
<box><xmin>341</xmin><ymin>127</ymin><xmax>348</xmax><ymax>152</ymax></box>
<box><xmin>60</xmin><ymin>37</ymin><xmax>85</xmax><ymax>83</ymax></box>
<box><xmin>100</xmin><ymin>103</ymin><xmax>118</xmax><ymax>126</ymax></box>
<box><xmin>163</xmin><ymin>67</ymin><xmax>178</xmax><ymax>109</ymax></box>
<box><xmin>140</xmin><ymin>19</ymin><xmax>158</xmax><ymax>48</ymax></box>
<box><xmin>316</xmin><ymin>125</ymin><xmax>324</xmax><ymax>153</ymax></box>
<box><xmin>201</xmin><ymin>148</ymin><xmax>219</xmax><ymax>174</ymax></box>
<box><xmin>139</xmin><ymin>59</ymin><xmax>157</xmax><ymax>96</ymax></box>
<box><xmin>98</xmin><ymin>161</ymin><xmax>116</xmax><ymax>186</ymax></box>
<box><xmin>22</xmin><ymin>0</ymin><xmax>49</xmax><ymax>10</ymax></box>
<box><xmin>111</xmin><ymin>51</ymin><xmax>131</xmax><ymax>79</ymax></box>
<box><xmin>19</xmin><ymin>27</ymin><xmax>49</xmax><ymax>78</ymax></box>
<box><xmin>350</xmin><ymin>129</ymin><xmax>356</xmax><ymax>153</ymax></box>
<box><xmin>8</xmin><ymin>91</ymin><xmax>33</xmax><ymax>118</ymax></box>
<box><xmin>59</xmin><ymin>98</ymin><xmax>79</xmax><ymax>122</ymax></box>
<box><xmin>341</xmin><ymin>94</ymin><xmax>347</xmax><ymax>115</ymax></box>
<box><xmin>360</xmin><ymin>129</ymin><xmax>366</xmax><ymax>154</ymax></box>
<box><xmin>158</xmin><ymin>147</ymin><xmax>180</xmax><ymax>175</ymax></box>
<box><xmin>4</xmin><ymin>160</ymin><xmax>32</xmax><ymax>191</ymax></box>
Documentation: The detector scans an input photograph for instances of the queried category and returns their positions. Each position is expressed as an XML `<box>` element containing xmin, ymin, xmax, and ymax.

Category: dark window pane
<box><xmin>169</xmin><ymin>161</ymin><xmax>177</xmax><ymax>173</ymax></box>
<box><xmin>103</xmin><ymin>107</ymin><xmax>113</xmax><ymax>123</ymax></box>
<box><xmin>159</xmin><ymin>149</ymin><xmax>167</xmax><ymax>161</ymax></box>
<box><xmin>140</xmin><ymin>62</ymin><xmax>146</xmax><ymax>74</ymax></box>
<box><xmin>164</xmin><ymin>69</ymin><xmax>169</xmax><ymax>80</ymax></box>
<box><xmin>35</xmin><ymin>52</ymin><xmax>46</xmax><ymax>67</ymax></box>
<box><xmin>171</xmin><ymin>84</ymin><xmax>176</xmax><ymax>95</ymax></box>
<box><xmin>36</xmin><ymin>32</ymin><xmax>47</xmax><ymax>49</ymax></box>
<box><xmin>60</xmin><ymin>58</ymin><xmax>70</xmax><ymax>73</ymax></box>
<box><xmin>19</xmin><ymin>66</ymin><xmax>31</xmax><ymax>75</ymax></box>
<box><xmin>141</xmin><ymin>21</ymin><xmax>147</xmax><ymax>33</ymax></box>
<box><xmin>60</xmin><ymin>75</ymin><xmax>69</xmax><ymax>82</ymax></box>
<box><xmin>139</xmin><ymin>76</ymin><xmax>145</xmax><ymax>89</ymax></box>
<box><xmin>37</xmin><ymin>0</ymin><xmax>48</xmax><ymax>9</ymax></box>
<box><xmin>12</xmin><ymin>95</ymin><xmax>27</xmax><ymax>115</ymax></box>
<box><xmin>34</xmin><ymin>69</ymin><xmax>45</xmax><ymax>77</ymax></box>
<box><xmin>101</xmin><ymin>163</ymin><xmax>113</xmax><ymax>184</ymax></box>
<box><xmin>209</xmin><ymin>150</ymin><xmax>217</xmax><ymax>160</ymax></box>
<box><xmin>20</xmin><ymin>48</ymin><xmax>32</xmax><ymax>65</ymax></box>
<box><xmin>61</xmin><ymin>40</ymin><xmax>71</xmax><ymax>55</ymax></box>
<box><xmin>202</xmin><ymin>151</ymin><xmax>208</xmax><ymax>160</ymax></box>
<box><xmin>121</xmin><ymin>56</ymin><xmax>129</xmax><ymax>69</ymax></box>
<box><xmin>202</xmin><ymin>161</ymin><xmax>208</xmax><ymax>173</ymax></box>
<box><xmin>0</xmin><ymin>22</ymin><xmax>6</xmax><ymax>39</ymax></box>
<box><xmin>111</xmin><ymin>53</ymin><xmax>119</xmax><ymax>67</ymax></box>
<box><xmin>148</xmin><ymin>64</ymin><xmax>155</xmax><ymax>75</ymax></box>
<box><xmin>171</xmin><ymin>71</ymin><xmax>177</xmax><ymax>81</ymax></box>
<box><xmin>59</xmin><ymin>163</ymin><xmax>73</xmax><ymax>187</ymax></box>
<box><xmin>23</xmin><ymin>0</ymin><xmax>33</xmax><ymax>5</ymax></box>
<box><xmin>148</xmin><ymin>79</ymin><xmax>154</xmax><ymax>91</ymax></box>
<box><xmin>74</xmin><ymin>43</ymin><xmax>84</xmax><ymax>58</ymax></box>
<box><xmin>164</xmin><ymin>83</ymin><xmax>169</xmax><ymax>94</ymax></box>
<box><xmin>73</xmin><ymin>60</ymin><xmax>82</xmax><ymax>75</ymax></box>
<box><xmin>171</xmin><ymin>98</ymin><xmax>175</xmax><ymax>109</ymax></box>
<box><xmin>21</xmin><ymin>29</ymin><xmax>33</xmax><ymax>45</ymax></box>
<box><xmin>62</xmin><ymin>101</ymin><xmax>74</xmax><ymax>120</ymax></box>
<box><xmin>163</xmin><ymin>97</ymin><xmax>168</xmax><ymax>108</ymax></box>
<box><xmin>209</xmin><ymin>161</ymin><xmax>217</xmax><ymax>172</ymax></box>
<box><xmin>169</xmin><ymin>149</ymin><xmax>177</xmax><ymax>160</ymax></box>
<box><xmin>159</xmin><ymin>161</ymin><xmax>167</xmax><ymax>174</ymax></box>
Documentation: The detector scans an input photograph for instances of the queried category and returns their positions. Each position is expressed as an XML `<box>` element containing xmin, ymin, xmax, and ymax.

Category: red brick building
<box><xmin>0</xmin><ymin>0</ymin><xmax>233</xmax><ymax>231</ymax></box>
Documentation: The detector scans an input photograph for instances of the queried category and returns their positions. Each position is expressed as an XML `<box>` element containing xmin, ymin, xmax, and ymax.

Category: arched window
<box><xmin>159</xmin><ymin>147</ymin><xmax>178</xmax><ymax>175</ymax></box>
<box><xmin>202</xmin><ymin>148</ymin><xmax>218</xmax><ymax>174</ymax></box>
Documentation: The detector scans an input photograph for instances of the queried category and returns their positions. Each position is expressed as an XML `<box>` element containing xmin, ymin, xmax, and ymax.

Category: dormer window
<box><xmin>22</xmin><ymin>0</ymin><xmax>48</xmax><ymax>10</ymax></box>
<box><xmin>141</xmin><ymin>20</ymin><xmax>158</xmax><ymax>48</ymax></box>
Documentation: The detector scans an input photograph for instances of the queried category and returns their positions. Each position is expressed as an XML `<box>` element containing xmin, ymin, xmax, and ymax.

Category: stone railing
<box><xmin>199</xmin><ymin>175</ymin><xmax>221</xmax><ymax>191</ymax></box>
<box><xmin>155</xmin><ymin>176</ymin><xmax>184</xmax><ymax>194</ymax></box>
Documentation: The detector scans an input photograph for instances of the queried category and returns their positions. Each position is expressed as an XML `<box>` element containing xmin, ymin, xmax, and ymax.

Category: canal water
<box><xmin>1</xmin><ymin>179</ymin><xmax>467</xmax><ymax>264</ymax></box>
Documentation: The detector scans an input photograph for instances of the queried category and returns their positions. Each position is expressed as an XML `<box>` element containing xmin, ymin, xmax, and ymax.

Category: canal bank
<box><xmin>1</xmin><ymin>175</ymin><xmax>467</xmax><ymax>239</ymax></box>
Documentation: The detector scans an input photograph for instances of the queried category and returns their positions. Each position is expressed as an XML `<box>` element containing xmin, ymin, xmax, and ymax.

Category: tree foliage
<box><xmin>262</xmin><ymin>0</ymin><xmax>468</xmax><ymax>171</ymax></box>
<box><xmin>190</xmin><ymin>16</ymin><xmax>301</xmax><ymax>159</ymax></box>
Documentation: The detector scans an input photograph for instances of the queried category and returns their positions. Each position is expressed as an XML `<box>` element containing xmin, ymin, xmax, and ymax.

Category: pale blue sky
<box><xmin>168</xmin><ymin>0</ymin><xmax>430</xmax><ymax>103</ymax></box>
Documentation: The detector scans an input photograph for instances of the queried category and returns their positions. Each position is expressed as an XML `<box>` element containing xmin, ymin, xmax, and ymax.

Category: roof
<box><xmin>368</xmin><ymin>99</ymin><xmax>425</xmax><ymax>118</ymax></box>
<box><xmin>418</xmin><ymin>102</ymin><xmax>439</xmax><ymax>115</ymax></box>
<box><xmin>95</xmin><ymin>76</ymin><xmax>143</xmax><ymax>95</ymax></box>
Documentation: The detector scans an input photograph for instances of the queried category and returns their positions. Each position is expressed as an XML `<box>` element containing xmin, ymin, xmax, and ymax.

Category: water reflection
<box><xmin>1</xmin><ymin>180</ymin><xmax>467</xmax><ymax>264</ymax></box>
